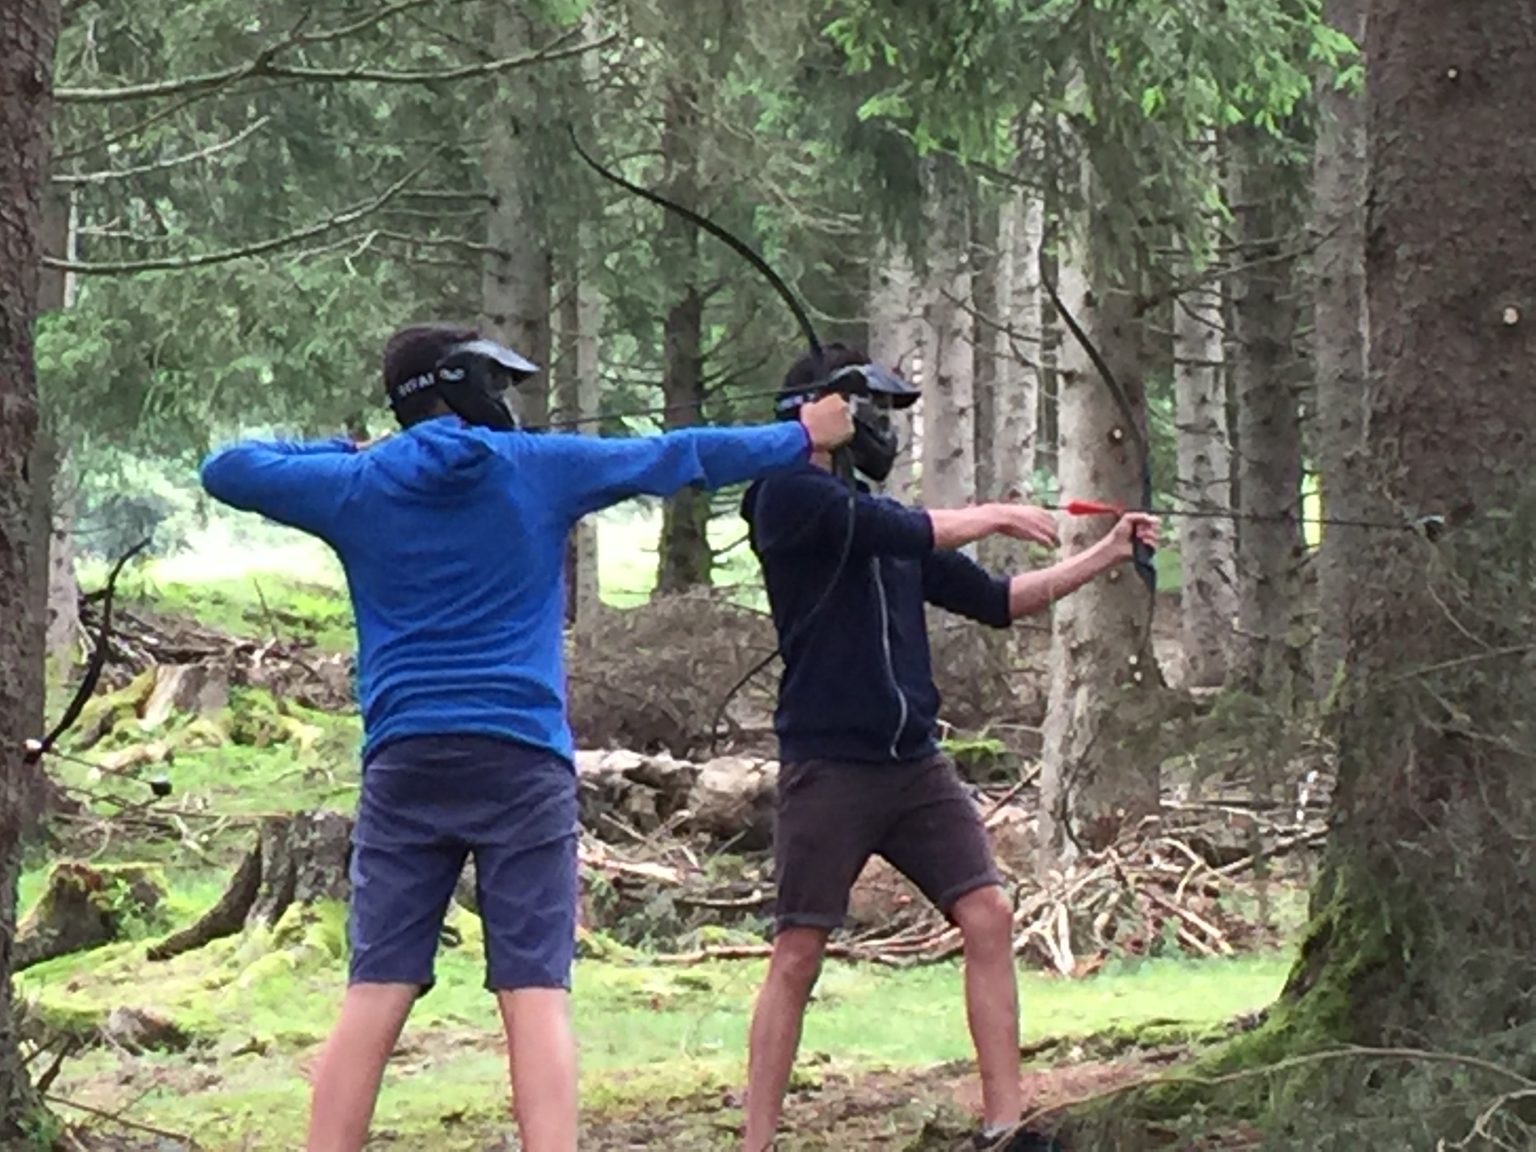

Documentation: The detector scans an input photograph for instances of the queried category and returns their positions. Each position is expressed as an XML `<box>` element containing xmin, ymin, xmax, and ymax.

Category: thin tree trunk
<box><xmin>654</xmin><ymin>81</ymin><xmax>711</xmax><ymax>595</ymax></box>
<box><xmin>971</xmin><ymin>197</ymin><xmax>1001</xmax><ymax>504</ymax></box>
<box><xmin>37</xmin><ymin>184</ymin><xmax>79</xmax><ymax>667</ymax></box>
<box><xmin>571</xmin><ymin>264</ymin><xmax>604</xmax><ymax>618</ymax></box>
<box><xmin>867</xmin><ymin>240</ymin><xmax>921</xmax><ymax>501</ymax></box>
<box><xmin>980</xmin><ymin>189</ymin><xmax>1043</xmax><ymax>573</ymax></box>
<box><xmin>1229</xmin><ymin>133</ymin><xmax>1306</xmax><ymax>704</ymax></box>
<box><xmin>1038</xmin><ymin>231</ymin><xmax>1161</xmax><ymax>870</ymax></box>
<box><xmin>479</xmin><ymin>4</ymin><xmax>551</xmax><ymax>427</ymax></box>
<box><xmin>920</xmin><ymin>159</ymin><xmax>975</xmax><ymax>511</ymax></box>
<box><xmin>1175</xmin><ymin>278</ymin><xmax>1237</xmax><ymax>687</ymax></box>
<box><xmin>0</xmin><ymin>0</ymin><xmax>63</xmax><ymax>1135</ymax></box>
<box><xmin>554</xmin><ymin>264</ymin><xmax>604</xmax><ymax>623</ymax></box>
<box><xmin>1311</xmin><ymin>0</ymin><xmax>1369</xmax><ymax>697</ymax></box>
<box><xmin>1231</xmin><ymin>10</ymin><xmax>1536</xmax><ymax>1130</ymax></box>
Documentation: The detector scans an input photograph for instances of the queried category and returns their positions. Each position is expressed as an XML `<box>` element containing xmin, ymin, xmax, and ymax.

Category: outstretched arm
<box><xmin>1006</xmin><ymin>513</ymin><xmax>1160</xmax><ymax>619</ymax></box>
<box><xmin>759</xmin><ymin>490</ymin><xmax>1059</xmax><ymax>561</ymax></box>
<box><xmin>540</xmin><ymin>423</ymin><xmax>812</xmax><ymax>521</ymax></box>
<box><xmin>200</xmin><ymin>437</ymin><xmax>360</xmax><ymax>540</ymax></box>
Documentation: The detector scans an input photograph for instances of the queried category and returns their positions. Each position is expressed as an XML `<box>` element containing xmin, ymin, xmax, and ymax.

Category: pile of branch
<box><xmin>581</xmin><ymin>798</ymin><xmax>1326</xmax><ymax>974</ymax></box>
<box><xmin>77</xmin><ymin>596</ymin><xmax>353</xmax><ymax>711</ymax></box>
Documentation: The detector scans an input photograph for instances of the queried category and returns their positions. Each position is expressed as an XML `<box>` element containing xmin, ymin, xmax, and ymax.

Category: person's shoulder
<box><xmin>747</xmin><ymin>464</ymin><xmax>838</xmax><ymax>514</ymax></box>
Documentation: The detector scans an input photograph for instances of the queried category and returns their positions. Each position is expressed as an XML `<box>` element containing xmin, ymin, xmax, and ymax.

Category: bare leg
<box><xmin>497</xmin><ymin>987</ymin><xmax>578</xmax><ymax>1152</ymax></box>
<box><xmin>742</xmin><ymin>927</ymin><xmax>828</xmax><ymax>1151</ymax></box>
<box><xmin>952</xmin><ymin>885</ymin><xmax>1023</xmax><ymax>1130</ymax></box>
<box><xmin>306</xmin><ymin>983</ymin><xmax>417</xmax><ymax>1152</ymax></box>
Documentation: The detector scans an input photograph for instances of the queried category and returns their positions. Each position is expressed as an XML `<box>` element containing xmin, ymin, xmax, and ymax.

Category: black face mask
<box><xmin>776</xmin><ymin>361</ymin><xmax>918</xmax><ymax>484</ymax></box>
<box><xmin>388</xmin><ymin>339</ymin><xmax>539</xmax><ymax>430</ymax></box>
<box><xmin>847</xmin><ymin>396</ymin><xmax>900</xmax><ymax>483</ymax></box>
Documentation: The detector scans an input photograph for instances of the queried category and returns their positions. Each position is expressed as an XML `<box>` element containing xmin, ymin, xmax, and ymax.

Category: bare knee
<box><xmin>767</xmin><ymin>928</ymin><xmax>828</xmax><ymax>999</ymax></box>
<box><xmin>952</xmin><ymin>885</ymin><xmax>1013</xmax><ymax>956</ymax></box>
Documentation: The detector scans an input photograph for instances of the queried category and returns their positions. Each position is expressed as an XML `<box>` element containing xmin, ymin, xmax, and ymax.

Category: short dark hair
<box><xmin>383</xmin><ymin>322</ymin><xmax>479</xmax><ymax>426</ymax></box>
<box><xmin>781</xmin><ymin>342</ymin><xmax>869</xmax><ymax>394</ymax></box>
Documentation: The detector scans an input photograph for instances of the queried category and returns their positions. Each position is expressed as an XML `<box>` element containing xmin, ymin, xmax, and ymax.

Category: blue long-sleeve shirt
<box><xmin>742</xmin><ymin>463</ymin><xmax>1011</xmax><ymax>765</ymax></box>
<box><xmin>201</xmin><ymin>417</ymin><xmax>812</xmax><ymax>762</ymax></box>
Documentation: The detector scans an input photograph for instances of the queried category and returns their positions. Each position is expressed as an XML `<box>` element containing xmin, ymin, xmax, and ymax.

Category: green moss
<box><xmin>941</xmin><ymin>733</ymin><xmax>1017</xmax><ymax>783</ymax></box>
<box><xmin>1120</xmin><ymin>867</ymin><xmax>1389</xmax><ymax>1125</ymax></box>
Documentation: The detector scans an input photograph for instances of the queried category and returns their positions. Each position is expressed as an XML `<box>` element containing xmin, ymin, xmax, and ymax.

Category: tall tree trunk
<box><xmin>920</xmin><ymin>160</ymin><xmax>975</xmax><ymax>511</ymax></box>
<box><xmin>37</xmin><ymin>183</ymin><xmax>78</xmax><ymax>667</ymax></box>
<box><xmin>554</xmin><ymin>263</ymin><xmax>605</xmax><ymax>623</ymax></box>
<box><xmin>1310</xmin><ymin>0</ymin><xmax>1369</xmax><ymax>698</ymax></box>
<box><xmin>479</xmin><ymin>4</ymin><xmax>551</xmax><ymax>427</ymax></box>
<box><xmin>867</xmin><ymin>240</ymin><xmax>921</xmax><ymax>501</ymax></box>
<box><xmin>1238</xmin><ymin>9</ymin><xmax>1536</xmax><ymax>1132</ymax></box>
<box><xmin>1229</xmin><ymin>134</ymin><xmax>1306</xmax><ymax>704</ymax></box>
<box><xmin>980</xmin><ymin>188</ymin><xmax>1043</xmax><ymax>574</ymax></box>
<box><xmin>971</xmin><ymin>197</ymin><xmax>1001</xmax><ymax>504</ymax></box>
<box><xmin>653</xmin><ymin>82</ymin><xmax>711</xmax><ymax>595</ymax></box>
<box><xmin>1174</xmin><ymin>279</ymin><xmax>1237</xmax><ymax>687</ymax></box>
<box><xmin>0</xmin><ymin>0</ymin><xmax>63</xmax><ymax>1136</ymax></box>
<box><xmin>1038</xmin><ymin>231</ymin><xmax>1161</xmax><ymax>869</ymax></box>
<box><xmin>571</xmin><ymin>266</ymin><xmax>604</xmax><ymax>619</ymax></box>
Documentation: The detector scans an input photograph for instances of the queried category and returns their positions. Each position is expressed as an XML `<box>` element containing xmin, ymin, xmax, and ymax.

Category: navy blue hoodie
<box><xmin>742</xmin><ymin>463</ymin><xmax>1012</xmax><ymax>765</ymax></box>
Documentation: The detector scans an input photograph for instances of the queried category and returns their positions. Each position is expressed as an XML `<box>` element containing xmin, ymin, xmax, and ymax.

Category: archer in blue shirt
<box><xmin>199</xmin><ymin>322</ymin><xmax>854</xmax><ymax>1152</ymax></box>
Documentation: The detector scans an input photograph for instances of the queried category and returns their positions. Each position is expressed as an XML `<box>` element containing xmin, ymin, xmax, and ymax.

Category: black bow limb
<box><xmin>24</xmin><ymin>538</ymin><xmax>152</xmax><ymax>766</ymax></box>
<box><xmin>1038</xmin><ymin>262</ymin><xmax>1157</xmax><ymax>597</ymax></box>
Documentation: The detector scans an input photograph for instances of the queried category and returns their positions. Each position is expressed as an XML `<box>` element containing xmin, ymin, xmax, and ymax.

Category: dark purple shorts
<box><xmin>349</xmin><ymin>734</ymin><xmax>577</xmax><ymax>992</ymax></box>
<box><xmin>772</xmin><ymin>753</ymin><xmax>1002</xmax><ymax>933</ymax></box>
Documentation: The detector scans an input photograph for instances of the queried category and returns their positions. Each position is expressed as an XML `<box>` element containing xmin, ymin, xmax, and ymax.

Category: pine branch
<box><xmin>55</xmin><ymin>28</ymin><xmax>614</xmax><ymax>105</ymax></box>
<box><xmin>54</xmin><ymin>117</ymin><xmax>270</xmax><ymax>185</ymax></box>
<box><xmin>41</xmin><ymin>153</ymin><xmax>438</xmax><ymax>274</ymax></box>
<box><xmin>373</xmin><ymin>230</ymin><xmax>508</xmax><ymax>257</ymax></box>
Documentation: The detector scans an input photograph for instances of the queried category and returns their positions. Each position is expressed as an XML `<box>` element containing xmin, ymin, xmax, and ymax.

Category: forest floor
<box><xmin>25</xmin><ymin>531</ymin><xmax>1300</xmax><ymax>1150</ymax></box>
<box><xmin>28</xmin><ymin>942</ymin><xmax>1289</xmax><ymax>1150</ymax></box>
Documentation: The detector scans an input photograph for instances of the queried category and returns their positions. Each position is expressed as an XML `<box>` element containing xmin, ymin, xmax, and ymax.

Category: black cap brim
<box><xmin>847</xmin><ymin>367</ymin><xmax>915</xmax><ymax>411</ymax></box>
<box><xmin>444</xmin><ymin>338</ymin><xmax>540</xmax><ymax>381</ymax></box>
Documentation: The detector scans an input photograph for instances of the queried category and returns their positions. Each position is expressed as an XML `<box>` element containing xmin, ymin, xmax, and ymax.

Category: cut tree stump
<box><xmin>139</xmin><ymin>663</ymin><xmax>229</xmax><ymax>730</ymax></box>
<box><xmin>15</xmin><ymin>862</ymin><xmax>165</xmax><ymax>971</ymax></box>
<box><xmin>147</xmin><ymin>810</ymin><xmax>351</xmax><ymax>962</ymax></box>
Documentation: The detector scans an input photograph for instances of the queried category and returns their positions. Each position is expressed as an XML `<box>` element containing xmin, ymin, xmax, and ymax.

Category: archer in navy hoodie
<box><xmin>737</xmin><ymin>342</ymin><xmax>1160</xmax><ymax>1152</ymax></box>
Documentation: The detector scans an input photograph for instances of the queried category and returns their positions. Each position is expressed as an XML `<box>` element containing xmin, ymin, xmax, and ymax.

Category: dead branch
<box><xmin>55</xmin><ymin>117</ymin><xmax>271</xmax><ymax>185</ymax></box>
<box><xmin>41</xmin><ymin>152</ymin><xmax>436</xmax><ymax>274</ymax></box>
<box><xmin>44</xmin><ymin>1095</ymin><xmax>204</xmax><ymax>1149</ymax></box>
<box><xmin>55</xmin><ymin>28</ymin><xmax>614</xmax><ymax>105</ymax></box>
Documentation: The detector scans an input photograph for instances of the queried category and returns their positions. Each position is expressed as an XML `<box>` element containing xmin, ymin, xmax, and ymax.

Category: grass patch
<box><xmin>22</xmin><ymin>909</ymin><xmax>1290</xmax><ymax>1150</ymax></box>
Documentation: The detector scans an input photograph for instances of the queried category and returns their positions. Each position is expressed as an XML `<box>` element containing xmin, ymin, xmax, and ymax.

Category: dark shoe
<box><xmin>971</xmin><ymin>1125</ymin><xmax>1063</xmax><ymax>1151</ymax></box>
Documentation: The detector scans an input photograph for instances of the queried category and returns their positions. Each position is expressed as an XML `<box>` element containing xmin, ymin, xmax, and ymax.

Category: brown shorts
<box><xmin>772</xmin><ymin>753</ymin><xmax>1002</xmax><ymax>933</ymax></box>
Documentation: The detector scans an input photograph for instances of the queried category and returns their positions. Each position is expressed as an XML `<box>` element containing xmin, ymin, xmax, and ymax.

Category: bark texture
<box><xmin>980</xmin><ymin>189</ymin><xmax>1043</xmax><ymax>574</ymax></box>
<box><xmin>554</xmin><ymin>267</ymin><xmax>604</xmax><ymax>623</ymax></box>
<box><xmin>1310</xmin><ymin>0</ymin><xmax>1369</xmax><ymax>696</ymax></box>
<box><xmin>1038</xmin><ymin>236</ymin><xmax>1161</xmax><ymax>869</ymax></box>
<box><xmin>478</xmin><ymin>4</ymin><xmax>551</xmax><ymax>427</ymax></box>
<box><xmin>1174</xmin><ymin>281</ymin><xmax>1237</xmax><ymax>687</ymax></box>
<box><xmin>36</xmin><ymin>188</ymin><xmax>77</xmax><ymax>666</ymax></box>
<box><xmin>1229</xmin><ymin>131</ymin><xmax>1306</xmax><ymax>703</ymax></box>
<box><xmin>148</xmin><ymin>812</ymin><xmax>351</xmax><ymax>963</ymax></box>
<box><xmin>653</xmin><ymin>82</ymin><xmax>712</xmax><ymax>595</ymax></box>
<box><xmin>1227</xmin><ymin>6</ymin><xmax>1536</xmax><ymax>1134</ymax></box>
<box><xmin>919</xmin><ymin>160</ymin><xmax>975</xmax><ymax>511</ymax></box>
<box><xmin>0</xmin><ymin>0</ymin><xmax>63</xmax><ymax>1136</ymax></box>
<box><xmin>867</xmin><ymin>241</ymin><xmax>921</xmax><ymax>501</ymax></box>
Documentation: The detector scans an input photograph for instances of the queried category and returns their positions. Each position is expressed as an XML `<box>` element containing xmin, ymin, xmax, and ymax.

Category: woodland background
<box><xmin>0</xmin><ymin>0</ymin><xmax>1532</xmax><ymax>1149</ymax></box>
